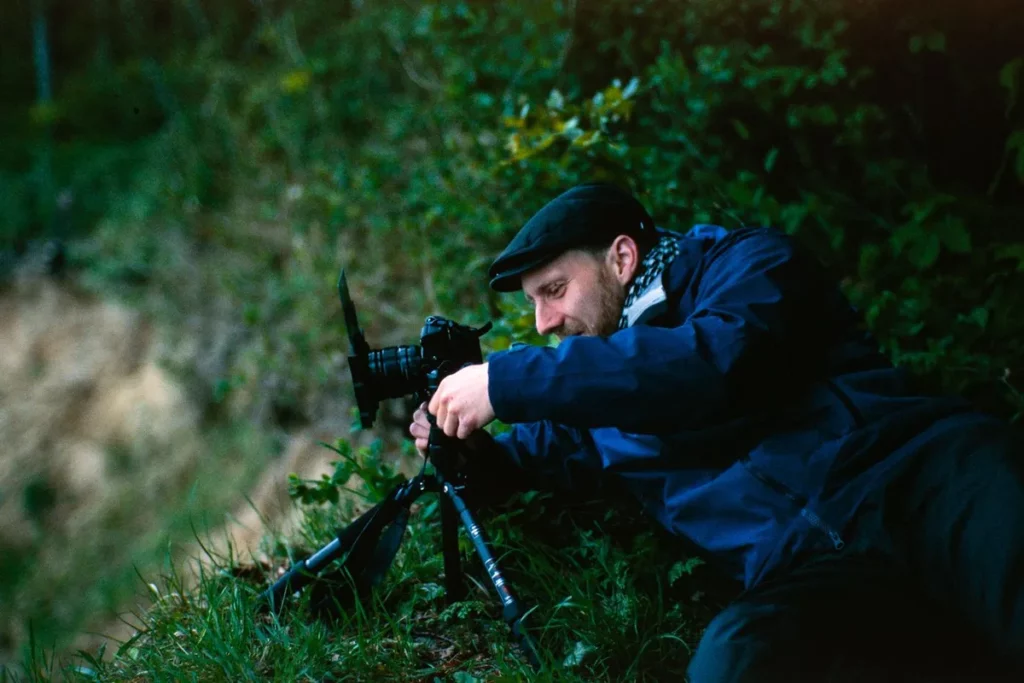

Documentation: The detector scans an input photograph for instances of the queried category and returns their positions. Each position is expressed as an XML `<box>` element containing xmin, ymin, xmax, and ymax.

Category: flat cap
<box><xmin>488</xmin><ymin>182</ymin><xmax>655</xmax><ymax>292</ymax></box>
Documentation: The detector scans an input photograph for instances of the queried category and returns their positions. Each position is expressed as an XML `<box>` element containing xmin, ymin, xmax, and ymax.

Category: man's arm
<box><xmin>487</xmin><ymin>227</ymin><xmax>837</xmax><ymax>434</ymax></box>
<box><xmin>411</xmin><ymin>402</ymin><xmax>605</xmax><ymax>497</ymax></box>
<box><xmin>484</xmin><ymin>421</ymin><xmax>606</xmax><ymax>496</ymax></box>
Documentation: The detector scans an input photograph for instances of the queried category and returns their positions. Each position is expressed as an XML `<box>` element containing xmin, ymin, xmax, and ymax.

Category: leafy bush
<box><xmin>12</xmin><ymin>0</ymin><xmax>1020</xmax><ymax>420</ymax></box>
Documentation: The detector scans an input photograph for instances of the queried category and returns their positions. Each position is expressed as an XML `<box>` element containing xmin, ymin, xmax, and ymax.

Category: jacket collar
<box><xmin>619</xmin><ymin>226</ymin><xmax>726</xmax><ymax>328</ymax></box>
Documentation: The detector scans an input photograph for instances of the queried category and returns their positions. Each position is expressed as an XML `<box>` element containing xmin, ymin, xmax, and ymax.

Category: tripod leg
<box><xmin>441</xmin><ymin>479</ymin><xmax>543</xmax><ymax>671</ymax></box>
<box><xmin>422</xmin><ymin>392</ymin><xmax>541</xmax><ymax>669</ymax></box>
<box><xmin>440</xmin><ymin>495</ymin><xmax>466</xmax><ymax>604</ymax></box>
<box><xmin>258</xmin><ymin>476</ymin><xmax>426</xmax><ymax>615</ymax></box>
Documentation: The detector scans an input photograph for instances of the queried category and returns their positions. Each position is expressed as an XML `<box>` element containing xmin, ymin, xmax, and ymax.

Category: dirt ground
<box><xmin>0</xmin><ymin>272</ymin><xmax>386</xmax><ymax>668</ymax></box>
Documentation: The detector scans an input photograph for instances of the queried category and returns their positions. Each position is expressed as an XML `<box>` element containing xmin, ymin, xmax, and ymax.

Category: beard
<box><xmin>590</xmin><ymin>269</ymin><xmax>627</xmax><ymax>336</ymax></box>
<box><xmin>555</xmin><ymin>268</ymin><xmax>627</xmax><ymax>338</ymax></box>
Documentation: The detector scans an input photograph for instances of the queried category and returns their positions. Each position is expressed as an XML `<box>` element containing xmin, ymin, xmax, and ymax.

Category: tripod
<box><xmin>258</xmin><ymin>370</ymin><xmax>542</xmax><ymax>671</ymax></box>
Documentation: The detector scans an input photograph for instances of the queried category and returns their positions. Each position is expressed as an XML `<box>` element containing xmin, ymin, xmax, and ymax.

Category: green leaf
<box><xmin>858</xmin><ymin>243</ymin><xmax>881</xmax><ymax>277</ymax></box>
<box><xmin>999</xmin><ymin>58</ymin><xmax>1023</xmax><ymax>117</ymax></box>
<box><xmin>546</xmin><ymin>89</ymin><xmax>565</xmax><ymax>110</ymax></box>
<box><xmin>320</xmin><ymin>438</ymin><xmax>354</xmax><ymax>462</ymax></box>
<box><xmin>1001</xmin><ymin>57</ymin><xmax>1023</xmax><ymax>93</ymax></box>
<box><xmin>764</xmin><ymin>148</ymin><xmax>779</xmax><ymax>173</ymax></box>
<box><xmin>890</xmin><ymin>222</ymin><xmax>923</xmax><ymax>255</ymax></box>
<box><xmin>731</xmin><ymin>119</ymin><xmax>751</xmax><ymax>140</ymax></box>
<box><xmin>668</xmin><ymin>556</ymin><xmax>705</xmax><ymax>584</ymax></box>
<box><xmin>959</xmin><ymin>307</ymin><xmax>989</xmax><ymax>330</ymax></box>
<box><xmin>811</xmin><ymin>104</ymin><xmax>838</xmax><ymax>126</ymax></box>
<box><xmin>907</xmin><ymin>232</ymin><xmax>941</xmax><ymax>269</ymax></box>
<box><xmin>571</xmin><ymin>129</ymin><xmax>600</xmax><ymax>147</ymax></box>
<box><xmin>994</xmin><ymin>244</ymin><xmax>1024</xmax><ymax>271</ymax></box>
<box><xmin>621</xmin><ymin>76</ymin><xmax>640</xmax><ymax>99</ymax></box>
<box><xmin>331</xmin><ymin>461</ymin><xmax>354</xmax><ymax>486</ymax></box>
<box><xmin>909</xmin><ymin>32</ymin><xmax>945</xmax><ymax>54</ymax></box>
<box><xmin>937</xmin><ymin>217</ymin><xmax>971</xmax><ymax>254</ymax></box>
<box><xmin>563</xmin><ymin>641</ymin><xmax>596</xmax><ymax>668</ymax></box>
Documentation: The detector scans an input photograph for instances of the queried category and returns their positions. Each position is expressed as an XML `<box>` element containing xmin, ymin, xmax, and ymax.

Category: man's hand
<box><xmin>409</xmin><ymin>402</ymin><xmax>431</xmax><ymax>457</ymax></box>
<box><xmin>409</xmin><ymin>399</ymin><xmax>496</xmax><ymax>461</ymax></box>
<box><xmin>427</xmin><ymin>362</ymin><xmax>495</xmax><ymax>439</ymax></box>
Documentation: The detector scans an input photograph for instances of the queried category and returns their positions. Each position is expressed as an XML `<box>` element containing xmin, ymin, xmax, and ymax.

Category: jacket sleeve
<box><xmin>487</xmin><ymin>227</ymin><xmax>830</xmax><ymax>434</ymax></box>
<box><xmin>485</xmin><ymin>420</ymin><xmax>606</xmax><ymax>495</ymax></box>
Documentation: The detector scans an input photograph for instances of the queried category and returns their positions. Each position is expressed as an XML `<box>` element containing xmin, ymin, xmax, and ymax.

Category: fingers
<box><xmin>430</xmin><ymin>391</ymin><xmax>448</xmax><ymax>430</ymax></box>
<box><xmin>433</xmin><ymin>393</ymin><xmax>469</xmax><ymax>440</ymax></box>
<box><xmin>443</xmin><ymin>409</ymin><xmax>459</xmax><ymax>440</ymax></box>
<box><xmin>410</xmin><ymin>401</ymin><xmax>430</xmax><ymax>455</ymax></box>
<box><xmin>429</xmin><ymin>379</ymin><xmax>458</xmax><ymax>437</ymax></box>
<box><xmin>409</xmin><ymin>403</ymin><xmax>428</xmax><ymax>434</ymax></box>
<box><xmin>411</xmin><ymin>417</ymin><xmax>475</xmax><ymax>453</ymax></box>
<box><xmin>423</xmin><ymin>393</ymin><xmax>479</xmax><ymax>440</ymax></box>
<box><xmin>409</xmin><ymin>421</ymin><xmax>429</xmax><ymax>441</ymax></box>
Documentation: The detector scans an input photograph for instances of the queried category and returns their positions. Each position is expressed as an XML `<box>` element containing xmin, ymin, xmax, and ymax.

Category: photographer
<box><xmin>409</xmin><ymin>183</ymin><xmax>1024</xmax><ymax>681</ymax></box>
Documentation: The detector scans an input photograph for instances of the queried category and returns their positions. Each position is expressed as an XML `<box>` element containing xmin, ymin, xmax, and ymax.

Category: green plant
<box><xmin>288</xmin><ymin>438</ymin><xmax>407</xmax><ymax>508</ymax></box>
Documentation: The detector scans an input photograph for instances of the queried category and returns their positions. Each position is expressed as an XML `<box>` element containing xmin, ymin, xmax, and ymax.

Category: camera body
<box><xmin>340</xmin><ymin>272</ymin><xmax>491</xmax><ymax>429</ymax></box>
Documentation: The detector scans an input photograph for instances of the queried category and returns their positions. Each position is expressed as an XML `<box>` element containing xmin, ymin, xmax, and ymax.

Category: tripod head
<box><xmin>338</xmin><ymin>270</ymin><xmax>492</xmax><ymax>430</ymax></box>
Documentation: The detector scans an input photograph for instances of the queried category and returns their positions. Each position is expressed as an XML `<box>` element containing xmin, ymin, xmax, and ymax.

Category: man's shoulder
<box><xmin>653</xmin><ymin>223</ymin><xmax>729</xmax><ymax>243</ymax></box>
<box><xmin>655</xmin><ymin>224</ymin><xmax>734</xmax><ymax>291</ymax></box>
<box><xmin>659</xmin><ymin>224</ymin><xmax>792</xmax><ymax>260</ymax></box>
<box><xmin>665</xmin><ymin>224</ymin><xmax>804</xmax><ymax>274</ymax></box>
<box><xmin>668</xmin><ymin>223</ymin><xmax>794</xmax><ymax>243</ymax></box>
<box><xmin>650</xmin><ymin>225</ymin><xmax>807</xmax><ymax>320</ymax></box>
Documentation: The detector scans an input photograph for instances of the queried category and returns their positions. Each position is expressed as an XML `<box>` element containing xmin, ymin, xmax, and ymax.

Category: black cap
<box><xmin>488</xmin><ymin>182</ymin><xmax>655</xmax><ymax>292</ymax></box>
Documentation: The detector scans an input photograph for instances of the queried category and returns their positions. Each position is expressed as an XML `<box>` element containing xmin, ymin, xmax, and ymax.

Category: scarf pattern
<box><xmin>617</xmin><ymin>233</ymin><xmax>685</xmax><ymax>330</ymax></box>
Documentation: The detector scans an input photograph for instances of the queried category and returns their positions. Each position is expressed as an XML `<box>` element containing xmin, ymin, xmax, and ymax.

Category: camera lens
<box><xmin>367</xmin><ymin>345</ymin><xmax>423</xmax><ymax>400</ymax></box>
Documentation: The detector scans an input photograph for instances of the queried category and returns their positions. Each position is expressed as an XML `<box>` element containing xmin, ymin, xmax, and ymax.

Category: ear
<box><xmin>608</xmin><ymin>235</ymin><xmax>640</xmax><ymax>285</ymax></box>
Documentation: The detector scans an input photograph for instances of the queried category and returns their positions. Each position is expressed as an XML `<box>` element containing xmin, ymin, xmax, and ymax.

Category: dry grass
<box><xmin>0</xmin><ymin>273</ymin><xmax>360</xmax><ymax>670</ymax></box>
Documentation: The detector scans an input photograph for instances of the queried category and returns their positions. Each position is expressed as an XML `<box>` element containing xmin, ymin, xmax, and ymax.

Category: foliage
<box><xmin>3</xmin><ymin>0</ymin><xmax>1024</xmax><ymax>677</ymax></box>
<box><xmin>287</xmin><ymin>438</ymin><xmax>406</xmax><ymax>507</ymax></box>
<box><xmin>14</xmin><ymin>0</ymin><xmax>1011</xmax><ymax>422</ymax></box>
<box><xmin>19</xmin><ymin>473</ymin><xmax>722</xmax><ymax>682</ymax></box>
<box><xmin>8</xmin><ymin>0</ymin><xmax>1022</xmax><ymax>422</ymax></box>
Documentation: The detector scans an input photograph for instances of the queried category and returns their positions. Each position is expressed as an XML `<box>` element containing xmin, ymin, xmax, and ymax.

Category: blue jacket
<box><xmin>485</xmin><ymin>225</ymin><xmax>1002</xmax><ymax>589</ymax></box>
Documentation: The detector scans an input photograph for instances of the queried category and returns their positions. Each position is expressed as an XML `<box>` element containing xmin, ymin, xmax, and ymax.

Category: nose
<box><xmin>534</xmin><ymin>301</ymin><xmax>563</xmax><ymax>336</ymax></box>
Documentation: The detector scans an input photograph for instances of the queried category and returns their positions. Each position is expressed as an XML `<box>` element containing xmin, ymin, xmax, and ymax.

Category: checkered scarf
<box><xmin>617</xmin><ymin>233</ymin><xmax>685</xmax><ymax>330</ymax></box>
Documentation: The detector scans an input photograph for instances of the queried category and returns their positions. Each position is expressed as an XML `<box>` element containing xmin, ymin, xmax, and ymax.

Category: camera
<box><xmin>339</xmin><ymin>271</ymin><xmax>492</xmax><ymax>429</ymax></box>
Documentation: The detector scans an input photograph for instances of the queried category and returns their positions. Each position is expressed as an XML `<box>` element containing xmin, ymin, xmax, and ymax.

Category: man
<box><xmin>408</xmin><ymin>183</ymin><xmax>1024</xmax><ymax>681</ymax></box>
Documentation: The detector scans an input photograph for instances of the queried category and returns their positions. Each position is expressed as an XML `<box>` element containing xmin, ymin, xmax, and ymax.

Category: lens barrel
<box><xmin>366</xmin><ymin>345</ymin><xmax>424</xmax><ymax>400</ymax></box>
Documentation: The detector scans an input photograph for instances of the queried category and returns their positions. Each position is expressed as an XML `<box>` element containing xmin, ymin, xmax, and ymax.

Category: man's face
<box><xmin>521</xmin><ymin>239</ymin><xmax>637</xmax><ymax>340</ymax></box>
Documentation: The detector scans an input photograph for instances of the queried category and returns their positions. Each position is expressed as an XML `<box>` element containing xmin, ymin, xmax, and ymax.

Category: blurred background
<box><xmin>1</xmin><ymin>0</ymin><xmax>1023</xmax><ymax>676</ymax></box>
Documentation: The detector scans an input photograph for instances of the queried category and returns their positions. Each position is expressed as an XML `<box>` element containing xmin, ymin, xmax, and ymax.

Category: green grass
<box><xmin>9</xmin><ymin>459</ymin><xmax>733</xmax><ymax>682</ymax></box>
<box><xmin>0</xmin><ymin>421</ymin><xmax>283</xmax><ymax>679</ymax></box>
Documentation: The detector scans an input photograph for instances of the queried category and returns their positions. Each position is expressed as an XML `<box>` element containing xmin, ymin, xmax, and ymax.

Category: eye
<box><xmin>547</xmin><ymin>282</ymin><xmax>566</xmax><ymax>299</ymax></box>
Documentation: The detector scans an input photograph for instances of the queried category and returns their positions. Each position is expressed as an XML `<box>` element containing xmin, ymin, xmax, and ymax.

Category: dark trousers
<box><xmin>686</xmin><ymin>430</ymin><xmax>1024</xmax><ymax>683</ymax></box>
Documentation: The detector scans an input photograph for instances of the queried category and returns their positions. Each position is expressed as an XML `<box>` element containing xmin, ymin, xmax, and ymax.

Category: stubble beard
<box><xmin>554</xmin><ymin>268</ymin><xmax>628</xmax><ymax>340</ymax></box>
<box><xmin>589</xmin><ymin>270</ymin><xmax>627</xmax><ymax>337</ymax></box>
